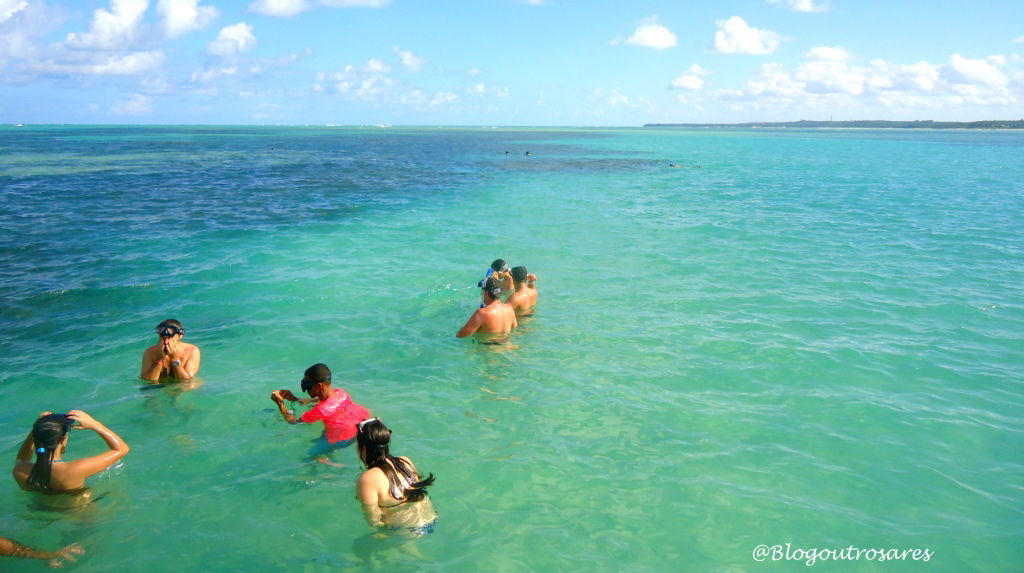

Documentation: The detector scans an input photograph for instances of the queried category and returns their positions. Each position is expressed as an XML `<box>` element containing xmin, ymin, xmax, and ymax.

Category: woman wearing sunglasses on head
<box><xmin>140</xmin><ymin>319</ymin><xmax>201</xmax><ymax>382</ymax></box>
<box><xmin>12</xmin><ymin>410</ymin><xmax>130</xmax><ymax>496</ymax></box>
<box><xmin>355</xmin><ymin>418</ymin><xmax>438</xmax><ymax>536</ymax></box>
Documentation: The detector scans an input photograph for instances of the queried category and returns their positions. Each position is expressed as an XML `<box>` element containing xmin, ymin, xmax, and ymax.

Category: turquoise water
<box><xmin>1</xmin><ymin>126</ymin><xmax>1021</xmax><ymax>571</ymax></box>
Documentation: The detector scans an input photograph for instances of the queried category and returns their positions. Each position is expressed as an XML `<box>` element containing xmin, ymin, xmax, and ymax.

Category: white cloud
<box><xmin>65</xmin><ymin>0</ymin><xmax>148</xmax><ymax>50</ymax></box>
<box><xmin>191</xmin><ymin>66</ymin><xmax>237</xmax><ymax>83</ymax></box>
<box><xmin>1014</xmin><ymin>36</ymin><xmax>1024</xmax><ymax>44</ymax></box>
<box><xmin>366</xmin><ymin>58</ymin><xmax>389</xmax><ymax>73</ymax></box>
<box><xmin>3</xmin><ymin>1</ymin><xmax>164</xmax><ymax>80</ymax></box>
<box><xmin>768</xmin><ymin>0</ymin><xmax>827</xmax><ymax>13</ymax></box>
<box><xmin>110</xmin><ymin>93</ymin><xmax>153</xmax><ymax>115</ymax></box>
<box><xmin>208</xmin><ymin>23</ymin><xmax>256</xmax><ymax>56</ymax></box>
<box><xmin>944</xmin><ymin>53</ymin><xmax>1008</xmax><ymax>86</ymax></box>
<box><xmin>805</xmin><ymin>46</ymin><xmax>852</xmax><ymax>62</ymax></box>
<box><xmin>867</xmin><ymin>60</ymin><xmax>940</xmax><ymax>92</ymax></box>
<box><xmin>713</xmin><ymin>16</ymin><xmax>781</xmax><ymax>55</ymax></box>
<box><xmin>744</xmin><ymin>62</ymin><xmax>803</xmax><ymax>96</ymax></box>
<box><xmin>158</xmin><ymin>0</ymin><xmax>218</xmax><ymax>38</ymax></box>
<box><xmin>249</xmin><ymin>0</ymin><xmax>388</xmax><ymax>17</ymax></box>
<box><xmin>798</xmin><ymin>61</ymin><xmax>865</xmax><ymax>94</ymax></box>
<box><xmin>0</xmin><ymin>0</ymin><xmax>51</xmax><ymax>67</ymax></box>
<box><xmin>393</xmin><ymin>46</ymin><xmax>423</xmax><ymax>72</ymax></box>
<box><xmin>672</xmin><ymin>75</ymin><xmax>703</xmax><ymax>91</ymax></box>
<box><xmin>398</xmin><ymin>89</ymin><xmax>457</xmax><ymax>111</ymax></box>
<box><xmin>248</xmin><ymin>0</ymin><xmax>309</xmax><ymax>17</ymax></box>
<box><xmin>625</xmin><ymin>21</ymin><xmax>677</xmax><ymax>51</ymax></box>
<box><xmin>315</xmin><ymin>58</ymin><xmax>396</xmax><ymax>100</ymax></box>
<box><xmin>35</xmin><ymin>50</ymin><xmax>165</xmax><ymax>76</ymax></box>
<box><xmin>0</xmin><ymin>0</ymin><xmax>28</xmax><ymax>25</ymax></box>
<box><xmin>671</xmin><ymin>64</ymin><xmax>709</xmax><ymax>91</ymax></box>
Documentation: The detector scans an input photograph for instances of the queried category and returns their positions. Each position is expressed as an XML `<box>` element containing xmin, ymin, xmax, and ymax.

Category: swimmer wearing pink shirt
<box><xmin>270</xmin><ymin>363</ymin><xmax>371</xmax><ymax>463</ymax></box>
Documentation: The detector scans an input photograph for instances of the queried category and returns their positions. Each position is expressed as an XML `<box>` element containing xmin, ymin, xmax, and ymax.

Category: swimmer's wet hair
<box><xmin>482</xmin><ymin>276</ymin><xmax>502</xmax><ymax>299</ymax></box>
<box><xmin>304</xmin><ymin>363</ymin><xmax>332</xmax><ymax>385</ymax></box>
<box><xmin>490</xmin><ymin>259</ymin><xmax>508</xmax><ymax>272</ymax></box>
<box><xmin>157</xmin><ymin>318</ymin><xmax>184</xmax><ymax>335</ymax></box>
<box><xmin>511</xmin><ymin>266</ymin><xmax>528</xmax><ymax>283</ymax></box>
<box><xmin>27</xmin><ymin>414</ymin><xmax>74</xmax><ymax>493</ymax></box>
<box><xmin>357</xmin><ymin>418</ymin><xmax>435</xmax><ymax>503</ymax></box>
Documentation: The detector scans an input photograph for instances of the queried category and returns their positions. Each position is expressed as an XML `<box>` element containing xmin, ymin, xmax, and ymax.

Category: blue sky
<box><xmin>1</xmin><ymin>0</ymin><xmax>1021</xmax><ymax>125</ymax></box>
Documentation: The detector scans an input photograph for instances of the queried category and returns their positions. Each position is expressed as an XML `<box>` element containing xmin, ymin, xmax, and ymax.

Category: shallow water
<box><xmin>1</xmin><ymin>126</ymin><xmax>1022</xmax><ymax>571</ymax></box>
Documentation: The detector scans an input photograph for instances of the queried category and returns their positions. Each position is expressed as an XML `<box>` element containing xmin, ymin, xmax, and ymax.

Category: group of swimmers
<box><xmin>3</xmin><ymin>259</ymin><xmax>539</xmax><ymax>566</ymax></box>
<box><xmin>456</xmin><ymin>259</ymin><xmax>539</xmax><ymax>342</ymax></box>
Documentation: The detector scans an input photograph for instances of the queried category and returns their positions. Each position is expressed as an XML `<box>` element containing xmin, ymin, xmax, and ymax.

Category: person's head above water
<box><xmin>481</xmin><ymin>276</ymin><xmax>502</xmax><ymax>301</ymax></box>
<box><xmin>356</xmin><ymin>417</ymin><xmax>391</xmax><ymax>459</ymax></box>
<box><xmin>511</xmin><ymin>266</ymin><xmax>528</xmax><ymax>284</ymax></box>
<box><xmin>490</xmin><ymin>259</ymin><xmax>509</xmax><ymax>273</ymax></box>
<box><xmin>27</xmin><ymin>414</ymin><xmax>74</xmax><ymax>492</ymax></box>
<box><xmin>301</xmin><ymin>363</ymin><xmax>332</xmax><ymax>393</ymax></box>
<box><xmin>356</xmin><ymin>417</ymin><xmax>435</xmax><ymax>502</ymax></box>
<box><xmin>155</xmin><ymin>319</ymin><xmax>184</xmax><ymax>338</ymax></box>
<box><xmin>33</xmin><ymin>414</ymin><xmax>73</xmax><ymax>452</ymax></box>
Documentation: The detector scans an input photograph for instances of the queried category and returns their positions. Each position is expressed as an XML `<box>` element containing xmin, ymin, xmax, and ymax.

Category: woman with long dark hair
<box><xmin>355</xmin><ymin>418</ymin><xmax>437</xmax><ymax>535</ymax></box>
<box><xmin>12</xmin><ymin>410</ymin><xmax>130</xmax><ymax>494</ymax></box>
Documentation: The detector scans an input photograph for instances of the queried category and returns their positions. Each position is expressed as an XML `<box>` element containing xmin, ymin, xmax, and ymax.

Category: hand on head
<box><xmin>66</xmin><ymin>410</ymin><xmax>95</xmax><ymax>430</ymax></box>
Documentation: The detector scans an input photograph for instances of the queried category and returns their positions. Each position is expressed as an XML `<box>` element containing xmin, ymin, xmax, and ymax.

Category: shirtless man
<box><xmin>140</xmin><ymin>319</ymin><xmax>201</xmax><ymax>381</ymax></box>
<box><xmin>505</xmin><ymin>266</ymin><xmax>538</xmax><ymax>316</ymax></box>
<box><xmin>457</xmin><ymin>276</ymin><xmax>518</xmax><ymax>339</ymax></box>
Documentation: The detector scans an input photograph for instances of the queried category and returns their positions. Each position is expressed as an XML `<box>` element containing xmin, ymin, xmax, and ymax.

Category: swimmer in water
<box><xmin>505</xmin><ymin>265</ymin><xmax>538</xmax><ymax>316</ymax></box>
<box><xmin>457</xmin><ymin>276</ymin><xmax>517</xmax><ymax>340</ymax></box>
<box><xmin>140</xmin><ymin>319</ymin><xmax>201</xmax><ymax>382</ymax></box>
<box><xmin>12</xmin><ymin>411</ymin><xmax>130</xmax><ymax>495</ymax></box>
<box><xmin>355</xmin><ymin>418</ymin><xmax>437</xmax><ymax>535</ymax></box>
<box><xmin>270</xmin><ymin>363</ymin><xmax>371</xmax><ymax>463</ymax></box>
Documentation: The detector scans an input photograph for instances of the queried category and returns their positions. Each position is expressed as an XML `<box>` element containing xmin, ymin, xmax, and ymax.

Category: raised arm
<box><xmin>14</xmin><ymin>411</ymin><xmax>52</xmax><ymax>463</ymax></box>
<box><xmin>170</xmin><ymin>345</ymin><xmax>200</xmax><ymax>379</ymax></box>
<box><xmin>139</xmin><ymin>347</ymin><xmax>163</xmax><ymax>381</ymax></box>
<box><xmin>63</xmin><ymin>410</ymin><xmax>130</xmax><ymax>478</ymax></box>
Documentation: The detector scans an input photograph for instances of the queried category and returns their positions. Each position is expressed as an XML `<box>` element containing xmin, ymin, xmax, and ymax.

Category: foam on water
<box><xmin>1</xmin><ymin>126</ymin><xmax>1022</xmax><ymax>571</ymax></box>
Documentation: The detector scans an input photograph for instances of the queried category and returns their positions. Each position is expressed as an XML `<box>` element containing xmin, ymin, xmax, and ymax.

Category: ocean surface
<box><xmin>0</xmin><ymin>125</ymin><xmax>1021</xmax><ymax>572</ymax></box>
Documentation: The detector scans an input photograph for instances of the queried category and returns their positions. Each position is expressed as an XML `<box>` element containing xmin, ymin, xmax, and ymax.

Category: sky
<box><xmin>0</xmin><ymin>0</ymin><xmax>1022</xmax><ymax>125</ymax></box>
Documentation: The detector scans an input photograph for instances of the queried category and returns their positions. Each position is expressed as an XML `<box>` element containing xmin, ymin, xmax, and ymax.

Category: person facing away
<box><xmin>456</xmin><ymin>276</ymin><xmax>518</xmax><ymax>339</ymax></box>
<box><xmin>355</xmin><ymin>418</ymin><xmax>437</xmax><ymax>535</ymax></box>
<box><xmin>270</xmin><ymin>363</ymin><xmax>371</xmax><ymax>462</ymax></box>
<box><xmin>505</xmin><ymin>265</ymin><xmax>538</xmax><ymax>316</ymax></box>
<box><xmin>140</xmin><ymin>319</ymin><xmax>201</xmax><ymax>381</ymax></box>
<box><xmin>12</xmin><ymin>411</ymin><xmax>130</xmax><ymax>495</ymax></box>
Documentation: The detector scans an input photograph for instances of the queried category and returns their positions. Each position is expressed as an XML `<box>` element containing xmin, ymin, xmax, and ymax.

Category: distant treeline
<box><xmin>644</xmin><ymin>120</ymin><xmax>1024</xmax><ymax>129</ymax></box>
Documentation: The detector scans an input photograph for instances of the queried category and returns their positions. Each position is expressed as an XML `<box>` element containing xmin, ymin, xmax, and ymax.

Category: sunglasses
<box><xmin>357</xmin><ymin>417</ymin><xmax>380</xmax><ymax>433</ymax></box>
<box><xmin>155</xmin><ymin>325</ymin><xmax>183</xmax><ymax>337</ymax></box>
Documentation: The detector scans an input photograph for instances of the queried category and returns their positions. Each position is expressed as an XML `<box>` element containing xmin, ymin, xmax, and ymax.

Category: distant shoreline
<box><xmin>644</xmin><ymin>120</ymin><xmax>1024</xmax><ymax>130</ymax></box>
